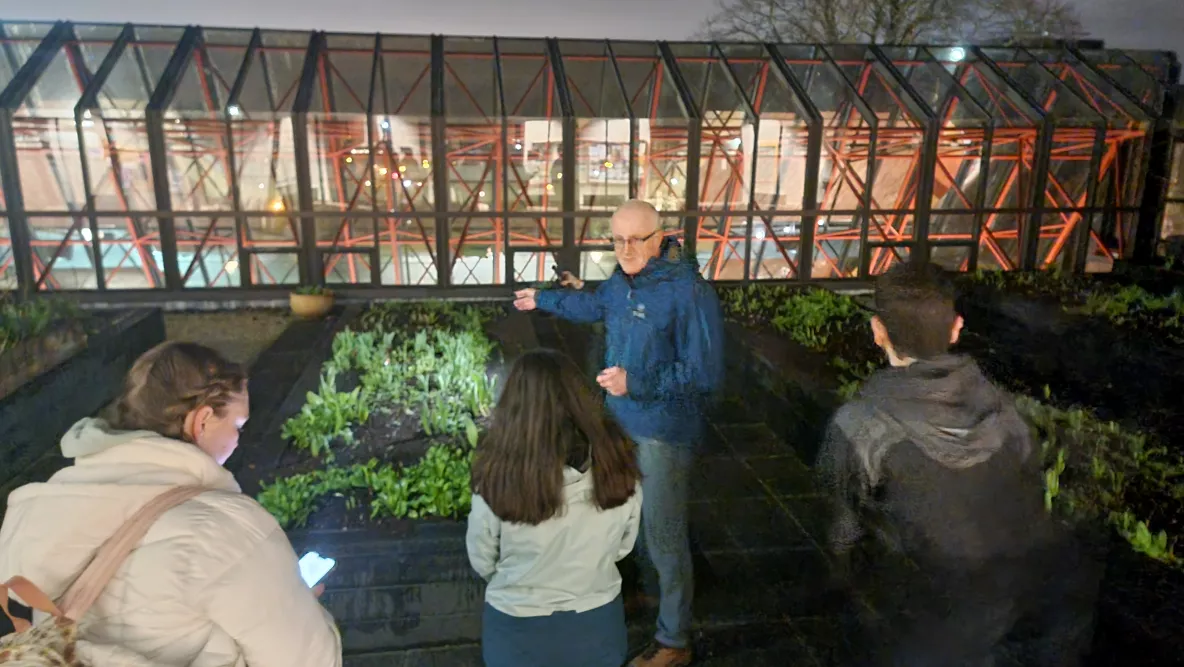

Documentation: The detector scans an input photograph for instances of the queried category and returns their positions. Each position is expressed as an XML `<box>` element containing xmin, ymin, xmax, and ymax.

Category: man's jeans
<box><xmin>633</xmin><ymin>436</ymin><xmax>695</xmax><ymax>650</ymax></box>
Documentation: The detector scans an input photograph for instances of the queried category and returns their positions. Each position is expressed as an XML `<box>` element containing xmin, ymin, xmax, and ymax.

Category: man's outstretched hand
<box><xmin>597</xmin><ymin>366</ymin><xmax>628</xmax><ymax>397</ymax></box>
<box><xmin>513</xmin><ymin>288</ymin><xmax>537</xmax><ymax>311</ymax></box>
<box><xmin>559</xmin><ymin>271</ymin><xmax>585</xmax><ymax>290</ymax></box>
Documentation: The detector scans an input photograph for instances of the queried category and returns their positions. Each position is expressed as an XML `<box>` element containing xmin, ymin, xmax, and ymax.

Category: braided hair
<box><xmin>111</xmin><ymin>342</ymin><xmax>247</xmax><ymax>441</ymax></box>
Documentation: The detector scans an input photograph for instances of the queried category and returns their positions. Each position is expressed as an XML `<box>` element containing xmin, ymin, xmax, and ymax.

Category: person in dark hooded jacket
<box><xmin>817</xmin><ymin>261</ymin><xmax>1095</xmax><ymax>667</ymax></box>
<box><xmin>513</xmin><ymin>200</ymin><xmax>724</xmax><ymax>667</ymax></box>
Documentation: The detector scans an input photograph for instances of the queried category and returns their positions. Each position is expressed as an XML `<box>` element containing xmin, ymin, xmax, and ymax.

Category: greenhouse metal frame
<box><xmin>0</xmin><ymin>21</ymin><xmax>1179</xmax><ymax>299</ymax></box>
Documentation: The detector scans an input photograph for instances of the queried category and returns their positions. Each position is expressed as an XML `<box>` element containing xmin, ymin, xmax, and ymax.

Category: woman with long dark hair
<box><xmin>467</xmin><ymin>348</ymin><xmax>642</xmax><ymax>667</ymax></box>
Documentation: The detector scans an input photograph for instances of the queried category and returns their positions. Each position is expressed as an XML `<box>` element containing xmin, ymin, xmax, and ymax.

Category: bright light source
<box><xmin>174</xmin><ymin>118</ymin><xmax>181</xmax><ymax>124</ymax></box>
<box><xmin>398</xmin><ymin>165</ymin><xmax>407</xmax><ymax>173</ymax></box>
<box><xmin>81</xmin><ymin>227</ymin><xmax>93</xmax><ymax>242</ymax></box>
<box><xmin>378</xmin><ymin>167</ymin><xmax>388</xmax><ymax>175</ymax></box>
<box><xmin>592</xmin><ymin>169</ymin><xmax>600</xmax><ymax>177</ymax></box>
<box><xmin>403</xmin><ymin>179</ymin><xmax>413</xmax><ymax>187</ymax></box>
<box><xmin>514</xmin><ymin>143</ymin><xmax>522</xmax><ymax>150</ymax></box>
<box><xmin>257</xmin><ymin>183</ymin><xmax>265</xmax><ymax>190</ymax></box>
<box><xmin>604</xmin><ymin>161</ymin><xmax>613</xmax><ymax>168</ymax></box>
<box><xmin>422</xmin><ymin>160</ymin><xmax>430</xmax><ymax>168</ymax></box>
<box><xmin>82</xmin><ymin>110</ymin><xmax>92</xmax><ymax>120</ymax></box>
<box><xmin>556</xmin><ymin>172</ymin><xmax>563</xmax><ymax>179</ymax></box>
<box><xmin>269</xmin><ymin>199</ymin><xmax>285</xmax><ymax>212</ymax></box>
<box><xmin>589</xmin><ymin>251</ymin><xmax>603</xmax><ymax>263</ymax></box>
<box><xmin>365</xmin><ymin>180</ymin><xmax>372</xmax><ymax>187</ymax></box>
<box><xmin>227</xmin><ymin>104</ymin><xmax>241</xmax><ymax>117</ymax></box>
<box><xmin>949</xmin><ymin>47</ymin><xmax>966</xmax><ymax>62</ymax></box>
<box><xmin>381</xmin><ymin>120</ymin><xmax>391</xmax><ymax>129</ymax></box>
<box><xmin>345</xmin><ymin>157</ymin><xmax>353</xmax><ymax>163</ymax></box>
<box><xmin>225</xmin><ymin>259</ymin><xmax>239</xmax><ymax>273</ymax></box>
<box><xmin>671</xmin><ymin>177</ymin><xmax>679</xmax><ymax>185</ymax></box>
<box><xmin>416</xmin><ymin>181</ymin><xmax>423</xmax><ymax>186</ymax></box>
<box><xmin>479</xmin><ymin>190</ymin><xmax>486</xmax><ymax>197</ymax></box>
<box><xmin>546</xmin><ymin>184</ymin><xmax>554</xmax><ymax>191</ymax></box>
<box><xmin>728</xmin><ymin>137</ymin><xmax>742</xmax><ymax>149</ymax></box>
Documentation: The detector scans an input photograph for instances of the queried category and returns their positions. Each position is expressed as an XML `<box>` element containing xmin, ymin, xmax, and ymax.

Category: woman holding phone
<box><xmin>467</xmin><ymin>349</ymin><xmax>642</xmax><ymax>667</ymax></box>
<box><xmin>0</xmin><ymin>342</ymin><xmax>342</xmax><ymax>666</ymax></box>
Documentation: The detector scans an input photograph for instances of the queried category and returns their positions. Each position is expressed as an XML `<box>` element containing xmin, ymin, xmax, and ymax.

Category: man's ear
<box><xmin>950</xmin><ymin>315</ymin><xmax>964</xmax><ymax>345</ymax></box>
<box><xmin>870</xmin><ymin>315</ymin><xmax>889</xmax><ymax>350</ymax></box>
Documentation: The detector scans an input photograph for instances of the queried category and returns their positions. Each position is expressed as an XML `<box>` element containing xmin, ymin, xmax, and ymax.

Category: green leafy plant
<box><xmin>0</xmin><ymin>296</ymin><xmax>82</xmax><ymax>354</ymax></box>
<box><xmin>293</xmin><ymin>285</ymin><xmax>332</xmax><ymax>296</ymax></box>
<box><xmin>264</xmin><ymin>300</ymin><xmax>500</xmax><ymax>528</ymax></box>
<box><xmin>279</xmin><ymin>374</ymin><xmax>370</xmax><ymax>459</ymax></box>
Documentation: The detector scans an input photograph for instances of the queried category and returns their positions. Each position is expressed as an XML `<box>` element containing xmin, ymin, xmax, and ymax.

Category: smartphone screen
<box><xmin>298</xmin><ymin>551</ymin><xmax>336</xmax><ymax>588</ymax></box>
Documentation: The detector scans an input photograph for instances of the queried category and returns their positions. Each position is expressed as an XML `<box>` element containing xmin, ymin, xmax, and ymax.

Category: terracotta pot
<box><xmin>289</xmin><ymin>291</ymin><xmax>335</xmax><ymax>318</ymax></box>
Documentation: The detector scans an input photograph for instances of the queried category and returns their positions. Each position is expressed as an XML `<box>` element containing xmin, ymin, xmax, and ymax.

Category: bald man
<box><xmin>514</xmin><ymin>200</ymin><xmax>724</xmax><ymax>667</ymax></box>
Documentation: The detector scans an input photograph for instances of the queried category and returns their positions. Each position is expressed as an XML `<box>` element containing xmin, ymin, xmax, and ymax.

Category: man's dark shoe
<box><xmin>629</xmin><ymin>642</ymin><xmax>693</xmax><ymax>667</ymax></box>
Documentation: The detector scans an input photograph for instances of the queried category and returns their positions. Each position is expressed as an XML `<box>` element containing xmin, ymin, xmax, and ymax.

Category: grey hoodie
<box><xmin>818</xmin><ymin>355</ymin><xmax>1051</xmax><ymax>565</ymax></box>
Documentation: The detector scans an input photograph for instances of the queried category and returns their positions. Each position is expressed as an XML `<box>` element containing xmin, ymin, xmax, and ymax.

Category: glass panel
<box><xmin>1078</xmin><ymin>50</ymin><xmax>1164</xmax><ymax>114</ymax></box>
<box><xmin>324</xmin><ymin>251</ymin><xmax>373</xmax><ymax>285</ymax></box>
<box><xmin>93</xmin><ymin>26</ymin><xmax>184</xmax><ymax>116</ymax></box>
<box><xmin>14</xmin><ymin>25</ymin><xmax>123</xmax><ymax>214</ymax></box>
<box><xmin>28</xmin><ymin>214</ymin><xmax>97</xmax><ymax>290</ymax></box>
<box><xmin>869</xmin><ymin>245</ymin><xmax>910</xmax><ymax>275</ymax></box>
<box><xmin>0</xmin><ymin>23</ymin><xmax>55</xmax><ymax>95</ymax></box>
<box><xmin>318</xmin><ymin>215</ymin><xmax>376</xmax><ymax>259</ymax></box>
<box><xmin>375</xmin><ymin>35</ymin><xmax>434</xmax><ymax>214</ymax></box>
<box><xmin>560</xmin><ymin>41</ymin><xmax>631</xmax><ymax>214</ymax></box>
<box><xmin>177</xmin><ymin>215</ymin><xmax>240</xmax><ymax>287</ymax></box>
<box><xmin>978</xmin><ymin>48</ymin><xmax>1103</xmax><ymax>127</ymax></box>
<box><xmin>450</xmin><ymin>216</ymin><xmax>501</xmax><ymax>285</ymax></box>
<box><xmin>1026</xmin><ymin>49</ymin><xmax>1150</xmax><ymax>129</ymax></box>
<box><xmin>0</xmin><ymin>216</ymin><xmax>14</xmax><ymax>289</ymax></box>
<box><xmin>248</xmin><ymin>252</ymin><xmax>299</xmax><ymax>285</ymax></box>
<box><xmin>1160</xmin><ymin>202</ymin><xmax>1183</xmax><ymax>246</ymax></box>
<box><xmin>499</xmin><ymin>39</ymin><xmax>564</xmax><ymax>213</ymax></box>
<box><xmin>926</xmin><ymin>46</ymin><xmax>1040</xmax><ymax>129</ymax></box>
<box><xmin>575</xmin><ymin>214</ymin><xmax>612</xmax><ymax>246</ymax></box>
<box><xmin>378</xmin><ymin>212</ymin><xmax>437</xmax><ymax>286</ymax></box>
<box><xmin>610</xmin><ymin>41</ymin><xmax>690</xmax><ymax>208</ymax></box>
<box><xmin>779</xmin><ymin>45</ymin><xmax>873</xmax><ymax>278</ymax></box>
<box><xmin>164</xmin><ymin>30</ymin><xmax>254</xmax><ymax>214</ymax></box>
<box><xmin>442</xmin><ymin>38</ymin><xmax>498</xmax><ymax>216</ymax></box>
<box><xmin>697</xmin><ymin>211</ymin><xmax>748</xmax><ymax>279</ymax></box>
<box><xmin>511</xmin><ymin>248</ymin><xmax>558</xmax><ymax>284</ymax></box>
<box><xmin>305</xmin><ymin>33</ymin><xmax>377</xmax><ymax>237</ymax></box>
<box><xmin>931</xmin><ymin>244</ymin><xmax>973</xmax><ymax>272</ymax></box>
<box><xmin>720</xmin><ymin>43</ymin><xmax>813</xmax><ymax>213</ymax></box>
<box><xmin>749</xmin><ymin>215</ymin><xmax>802</xmax><ymax>280</ymax></box>
<box><xmin>234</xmin><ymin>30</ymin><xmax>309</xmax><ymax>114</ymax></box>
<box><xmin>96</xmin><ymin>215</ymin><xmax>164</xmax><ymax>288</ymax></box>
<box><xmin>669</xmin><ymin>43</ymin><xmax>752</xmax><ymax>213</ymax></box>
<box><xmin>578</xmin><ymin>249</ymin><xmax>615</xmax><ymax>281</ymax></box>
<box><xmin>826</xmin><ymin>45</ymin><xmax>926</xmax><ymax>250</ymax></box>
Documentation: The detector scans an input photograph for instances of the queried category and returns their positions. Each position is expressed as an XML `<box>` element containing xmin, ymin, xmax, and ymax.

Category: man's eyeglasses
<box><xmin>611</xmin><ymin>229</ymin><xmax>659</xmax><ymax>250</ymax></box>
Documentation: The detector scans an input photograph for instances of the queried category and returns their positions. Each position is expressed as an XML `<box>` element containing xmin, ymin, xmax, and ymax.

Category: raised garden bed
<box><xmin>249</xmin><ymin>301</ymin><xmax>511</xmax><ymax>534</ymax></box>
<box><xmin>0</xmin><ymin>298</ymin><xmax>89</xmax><ymax>400</ymax></box>
<box><xmin>955</xmin><ymin>271</ymin><xmax>1184</xmax><ymax>440</ymax></box>
<box><xmin>721</xmin><ymin>283</ymin><xmax>1184</xmax><ymax>664</ymax></box>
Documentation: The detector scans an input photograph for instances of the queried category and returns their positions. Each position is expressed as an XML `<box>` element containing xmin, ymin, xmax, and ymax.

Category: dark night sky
<box><xmin>3</xmin><ymin>0</ymin><xmax>1181</xmax><ymax>59</ymax></box>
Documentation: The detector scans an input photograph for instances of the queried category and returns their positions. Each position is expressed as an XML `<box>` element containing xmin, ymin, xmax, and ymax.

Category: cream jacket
<box><xmin>466</xmin><ymin>466</ymin><xmax>642</xmax><ymax>617</ymax></box>
<box><xmin>0</xmin><ymin>418</ymin><xmax>343</xmax><ymax>667</ymax></box>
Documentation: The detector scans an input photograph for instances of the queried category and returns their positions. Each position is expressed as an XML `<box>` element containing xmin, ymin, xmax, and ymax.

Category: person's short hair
<box><xmin>111</xmin><ymin>342</ymin><xmax>247</xmax><ymax>440</ymax></box>
<box><xmin>471</xmin><ymin>348</ymin><xmax>639</xmax><ymax>525</ymax></box>
<box><xmin>873</xmin><ymin>261</ymin><xmax>958</xmax><ymax>360</ymax></box>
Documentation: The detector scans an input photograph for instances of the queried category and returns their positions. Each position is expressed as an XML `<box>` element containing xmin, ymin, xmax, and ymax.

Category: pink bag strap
<box><xmin>55</xmin><ymin>485</ymin><xmax>207</xmax><ymax>621</ymax></box>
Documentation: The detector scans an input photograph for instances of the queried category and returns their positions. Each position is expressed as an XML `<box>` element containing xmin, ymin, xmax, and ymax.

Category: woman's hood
<box><xmin>0</xmin><ymin>419</ymin><xmax>242</xmax><ymax>601</ymax></box>
<box><xmin>60</xmin><ymin>417</ymin><xmax>159</xmax><ymax>459</ymax></box>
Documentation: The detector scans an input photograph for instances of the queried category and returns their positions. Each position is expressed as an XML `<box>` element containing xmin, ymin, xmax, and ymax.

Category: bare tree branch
<box><xmin>699</xmin><ymin>0</ymin><xmax>1088</xmax><ymax>45</ymax></box>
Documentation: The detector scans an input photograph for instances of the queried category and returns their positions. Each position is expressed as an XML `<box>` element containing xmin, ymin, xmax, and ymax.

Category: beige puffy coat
<box><xmin>0</xmin><ymin>418</ymin><xmax>343</xmax><ymax>666</ymax></box>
